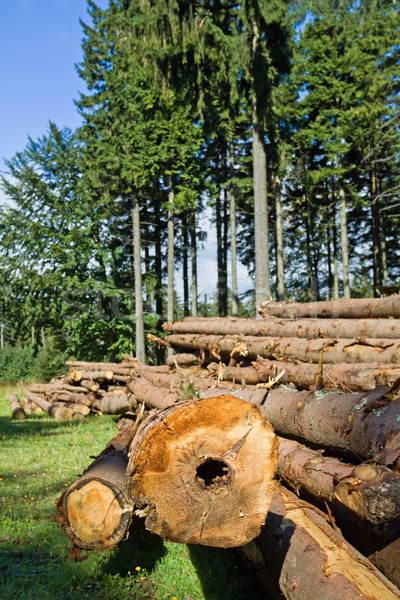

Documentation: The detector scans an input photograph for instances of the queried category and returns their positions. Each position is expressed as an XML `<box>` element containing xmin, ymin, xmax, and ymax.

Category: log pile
<box><xmin>32</xmin><ymin>296</ymin><xmax>400</xmax><ymax>597</ymax></box>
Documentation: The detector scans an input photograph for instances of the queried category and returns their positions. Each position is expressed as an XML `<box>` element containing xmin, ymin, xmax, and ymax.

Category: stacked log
<box><xmin>51</xmin><ymin>298</ymin><xmax>400</xmax><ymax>596</ymax></box>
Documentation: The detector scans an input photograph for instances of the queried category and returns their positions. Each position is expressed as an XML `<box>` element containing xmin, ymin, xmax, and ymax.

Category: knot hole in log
<box><xmin>196</xmin><ymin>457</ymin><xmax>232</xmax><ymax>489</ymax></box>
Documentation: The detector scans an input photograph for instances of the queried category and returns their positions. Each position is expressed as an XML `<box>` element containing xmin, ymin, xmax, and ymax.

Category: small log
<box><xmin>7</xmin><ymin>393</ymin><xmax>26</xmax><ymax>420</ymax></box>
<box><xmin>126</xmin><ymin>395</ymin><xmax>278</xmax><ymax>547</ymax></box>
<box><xmin>259</xmin><ymin>294</ymin><xmax>400</xmax><ymax>319</ymax></box>
<box><xmin>53</xmin><ymin>402</ymin><xmax>91</xmax><ymax>416</ymax></box>
<box><xmin>165</xmin><ymin>333</ymin><xmax>400</xmax><ymax>364</ymax></box>
<box><xmin>80</xmin><ymin>380</ymin><xmax>101</xmax><ymax>393</ymax></box>
<box><xmin>23</xmin><ymin>389</ymin><xmax>75</xmax><ymax>420</ymax></box>
<box><xmin>66</xmin><ymin>361</ymin><xmax>133</xmax><ymax>375</ymax></box>
<box><xmin>97</xmin><ymin>391</ymin><xmax>133</xmax><ymax>415</ymax></box>
<box><xmin>370</xmin><ymin>539</ymin><xmax>400</xmax><ymax>590</ymax></box>
<box><xmin>68</xmin><ymin>370</ymin><xmax>114</xmax><ymax>381</ymax></box>
<box><xmin>127</xmin><ymin>377</ymin><xmax>180</xmax><ymax>409</ymax></box>
<box><xmin>56</xmin><ymin>448</ymin><xmax>133</xmax><ymax>550</ymax></box>
<box><xmin>163</xmin><ymin>315</ymin><xmax>400</xmax><ymax>340</ymax></box>
<box><xmin>135</xmin><ymin>364</ymin><xmax>171</xmax><ymax>374</ymax></box>
<box><xmin>166</xmin><ymin>352</ymin><xmax>201</xmax><ymax>367</ymax></box>
<box><xmin>19</xmin><ymin>396</ymin><xmax>41</xmax><ymax>415</ymax></box>
<box><xmin>208</xmin><ymin>359</ymin><xmax>400</xmax><ymax>391</ymax></box>
<box><xmin>277</xmin><ymin>437</ymin><xmax>400</xmax><ymax>524</ymax></box>
<box><xmin>53</xmin><ymin>392</ymin><xmax>92</xmax><ymax>406</ymax></box>
<box><xmin>241</xmin><ymin>485</ymin><xmax>400</xmax><ymax>600</ymax></box>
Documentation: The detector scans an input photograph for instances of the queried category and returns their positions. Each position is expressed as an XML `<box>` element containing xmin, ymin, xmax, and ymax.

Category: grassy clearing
<box><xmin>0</xmin><ymin>384</ymin><xmax>265</xmax><ymax>600</ymax></box>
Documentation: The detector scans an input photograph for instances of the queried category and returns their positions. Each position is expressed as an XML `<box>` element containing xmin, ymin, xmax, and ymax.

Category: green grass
<box><xmin>0</xmin><ymin>384</ymin><xmax>265</xmax><ymax>600</ymax></box>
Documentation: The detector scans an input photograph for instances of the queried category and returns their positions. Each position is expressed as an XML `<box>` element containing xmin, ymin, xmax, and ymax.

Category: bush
<box><xmin>0</xmin><ymin>339</ymin><xmax>67</xmax><ymax>383</ymax></box>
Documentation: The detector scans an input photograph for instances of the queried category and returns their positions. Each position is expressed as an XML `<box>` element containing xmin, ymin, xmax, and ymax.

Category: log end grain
<box><xmin>57</xmin><ymin>451</ymin><xmax>133</xmax><ymax>551</ymax></box>
<box><xmin>126</xmin><ymin>395</ymin><xmax>278</xmax><ymax>548</ymax></box>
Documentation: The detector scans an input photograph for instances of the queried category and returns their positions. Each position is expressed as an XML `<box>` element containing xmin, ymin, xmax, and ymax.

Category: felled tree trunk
<box><xmin>200</xmin><ymin>385</ymin><xmax>400</xmax><ymax>466</ymax></box>
<box><xmin>208</xmin><ymin>359</ymin><xmax>400</xmax><ymax>391</ymax></box>
<box><xmin>241</xmin><ymin>485</ymin><xmax>400</xmax><ymax>600</ymax></box>
<box><xmin>23</xmin><ymin>389</ymin><xmax>75</xmax><ymax>420</ymax></box>
<box><xmin>95</xmin><ymin>391</ymin><xmax>134</xmax><ymax>415</ymax></box>
<box><xmin>277</xmin><ymin>437</ymin><xmax>400</xmax><ymax>524</ymax></box>
<box><xmin>164</xmin><ymin>316</ymin><xmax>400</xmax><ymax>340</ymax></box>
<box><xmin>259</xmin><ymin>295</ymin><xmax>400</xmax><ymax>319</ymax></box>
<box><xmin>126</xmin><ymin>395</ymin><xmax>278</xmax><ymax>547</ymax></box>
<box><xmin>53</xmin><ymin>402</ymin><xmax>91</xmax><ymax>417</ymax></box>
<box><xmin>56</xmin><ymin>432</ymin><xmax>133</xmax><ymax>551</ymax></box>
<box><xmin>165</xmin><ymin>333</ymin><xmax>400</xmax><ymax>364</ymax></box>
<box><xmin>66</xmin><ymin>361</ymin><xmax>134</xmax><ymax>375</ymax></box>
<box><xmin>127</xmin><ymin>377</ymin><xmax>180</xmax><ymax>409</ymax></box>
<box><xmin>166</xmin><ymin>352</ymin><xmax>201</xmax><ymax>367</ymax></box>
<box><xmin>7</xmin><ymin>394</ymin><xmax>26</xmax><ymax>420</ymax></box>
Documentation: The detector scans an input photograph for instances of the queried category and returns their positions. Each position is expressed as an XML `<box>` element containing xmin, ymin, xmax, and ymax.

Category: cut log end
<box><xmin>127</xmin><ymin>395</ymin><xmax>278</xmax><ymax>548</ymax></box>
<box><xmin>57</xmin><ymin>451</ymin><xmax>133</xmax><ymax>551</ymax></box>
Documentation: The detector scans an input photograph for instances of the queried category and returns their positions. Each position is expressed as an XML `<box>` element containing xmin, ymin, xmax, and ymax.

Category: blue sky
<box><xmin>0</xmin><ymin>0</ymin><xmax>252</xmax><ymax>300</ymax></box>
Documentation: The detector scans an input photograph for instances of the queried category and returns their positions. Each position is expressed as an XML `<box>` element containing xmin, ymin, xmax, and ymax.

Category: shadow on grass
<box><xmin>0</xmin><ymin>414</ymin><xmax>75</xmax><ymax>439</ymax></box>
<box><xmin>104</xmin><ymin>517</ymin><xmax>167</xmax><ymax>576</ymax></box>
<box><xmin>188</xmin><ymin>545</ymin><xmax>265</xmax><ymax>600</ymax></box>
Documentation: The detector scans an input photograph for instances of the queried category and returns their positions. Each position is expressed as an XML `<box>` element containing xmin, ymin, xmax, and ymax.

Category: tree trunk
<box><xmin>65</xmin><ymin>361</ymin><xmax>135</xmax><ymax>374</ymax></box>
<box><xmin>241</xmin><ymin>485</ymin><xmax>400</xmax><ymax>600</ymax></box>
<box><xmin>229</xmin><ymin>142</ymin><xmax>239</xmax><ymax>315</ymax></box>
<box><xmin>275</xmin><ymin>176</ymin><xmax>285</xmax><ymax>301</ymax></box>
<box><xmin>251</xmin><ymin>18</ymin><xmax>270</xmax><ymax>311</ymax></box>
<box><xmin>182</xmin><ymin>211</ymin><xmax>189</xmax><ymax>317</ymax></box>
<box><xmin>191</xmin><ymin>208</ymin><xmax>198</xmax><ymax>317</ymax></box>
<box><xmin>166</xmin><ymin>352</ymin><xmax>200</xmax><ymax>368</ymax></box>
<box><xmin>127</xmin><ymin>377</ymin><xmax>179</xmax><ymax>409</ymax></box>
<box><xmin>163</xmin><ymin>315</ymin><xmax>400</xmax><ymax>339</ymax></box>
<box><xmin>260</xmin><ymin>295</ymin><xmax>400</xmax><ymax>318</ymax></box>
<box><xmin>164</xmin><ymin>333</ymin><xmax>400</xmax><ymax>364</ymax></box>
<box><xmin>338</xmin><ymin>174</ymin><xmax>351</xmax><ymax>298</ymax></box>
<box><xmin>277</xmin><ymin>437</ymin><xmax>400</xmax><ymax>524</ymax></box>
<box><xmin>332</xmin><ymin>196</ymin><xmax>339</xmax><ymax>300</ymax></box>
<box><xmin>126</xmin><ymin>395</ymin><xmax>277</xmax><ymax>547</ymax></box>
<box><xmin>133</xmin><ymin>193</ymin><xmax>145</xmax><ymax>362</ymax></box>
<box><xmin>167</xmin><ymin>177</ymin><xmax>175</xmax><ymax>355</ymax></box>
<box><xmin>7</xmin><ymin>393</ymin><xmax>26</xmax><ymax>420</ymax></box>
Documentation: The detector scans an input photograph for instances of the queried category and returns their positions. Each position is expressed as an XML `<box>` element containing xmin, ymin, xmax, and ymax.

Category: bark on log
<box><xmin>241</xmin><ymin>485</ymin><xmax>400</xmax><ymax>600</ymax></box>
<box><xmin>165</xmin><ymin>333</ymin><xmax>400</xmax><ymax>364</ymax></box>
<box><xmin>164</xmin><ymin>316</ymin><xmax>400</xmax><ymax>340</ymax></box>
<box><xmin>126</xmin><ymin>377</ymin><xmax>180</xmax><ymax>409</ymax></box>
<box><xmin>166</xmin><ymin>352</ymin><xmax>201</xmax><ymax>367</ymax></box>
<box><xmin>68</xmin><ymin>370</ymin><xmax>115</xmax><ymax>381</ymax></box>
<box><xmin>53</xmin><ymin>392</ymin><xmax>93</xmax><ymax>406</ymax></box>
<box><xmin>53</xmin><ymin>402</ymin><xmax>91</xmax><ymax>416</ymax></box>
<box><xmin>208</xmin><ymin>359</ymin><xmax>400</xmax><ymax>391</ymax></box>
<box><xmin>7</xmin><ymin>393</ymin><xmax>26</xmax><ymax>420</ymax></box>
<box><xmin>66</xmin><ymin>361</ymin><xmax>134</xmax><ymax>375</ymax></box>
<box><xmin>259</xmin><ymin>294</ymin><xmax>400</xmax><ymax>319</ymax></box>
<box><xmin>277</xmin><ymin>437</ymin><xmax>400</xmax><ymax>524</ymax></box>
<box><xmin>370</xmin><ymin>539</ymin><xmax>400</xmax><ymax>590</ymax></box>
<box><xmin>126</xmin><ymin>395</ymin><xmax>278</xmax><ymax>547</ymax></box>
<box><xmin>79</xmin><ymin>380</ymin><xmax>101</xmax><ymax>393</ymax></box>
<box><xmin>23</xmin><ymin>390</ymin><xmax>76</xmax><ymax>420</ymax></box>
<box><xmin>200</xmin><ymin>385</ymin><xmax>400</xmax><ymax>466</ymax></box>
<box><xmin>56</xmin><ymin>448</ymin><xmax>133</xmax><ymax>550</ymax></box>
<box><xmin>96</xmin><ymin>392</ymin><xmax>133</xmax><ymax>415</ymax></box>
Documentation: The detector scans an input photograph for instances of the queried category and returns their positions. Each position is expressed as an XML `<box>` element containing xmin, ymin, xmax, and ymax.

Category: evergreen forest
<box><xmin>0</xmin><ymin>0</ymin><xmax>399</xmax><ymax>371</ymax></box>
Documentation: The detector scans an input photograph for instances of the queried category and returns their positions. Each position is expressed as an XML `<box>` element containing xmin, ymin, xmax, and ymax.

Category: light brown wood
<box><xmin>7</xmin><ymin>393</ymin><xmax>26</xmax><ymax>420</ymax></box>
<box><xmin>126</xmin><ymin>395</ymin><xmax>278</xmax><ymax>547</ymax></box>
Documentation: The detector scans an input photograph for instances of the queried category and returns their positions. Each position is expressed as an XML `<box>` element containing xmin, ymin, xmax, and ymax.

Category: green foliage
<box><xmin>0</xmin><ymin>345</ymin><xmax>35</xmax><ymax>383</ymax></box>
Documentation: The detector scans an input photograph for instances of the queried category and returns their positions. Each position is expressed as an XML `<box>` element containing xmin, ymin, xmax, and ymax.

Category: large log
<box><xmin>208</xmin><ymin>359</ymin><xmax>400</xmax><ymax>391</ymax></box>
<box><xmin>200</xmin><ymin>385</ymin><xmax>400</xmax><ymax>466</ymax></box>
<box><xmin>126</xmin><ymin>395</ymin><xmax>278</xmax><ymax>547</ymax></box>
<box><xmin>53</xmin><ymin>392</ymin><xmax>93</xmax><ymax>406</ymax></box>
<box><xmin>7</xmin><ymin>393</ymin><xmax>26</xmax><ymax>420</ymax></box>
<box><xmin>241</xmin><ymin>485</ymin><xmax>400</xmax><ymax>600</ymax></box>
<box><xmin>23</xmin><ymin>389</ymin><xmax>75</xmax><ymax>420</ymax></box>
<box><xmin>277</xmin><ymin>437</ymin><xmax>400</xmax><ymax>524</ymax></box>
<box><xmin>164</xmin><ymin>316</ymin><xmax>400</xmax><ymax>339</ymax></box>
<box><xmin>56</xmin><ymin>447</ymin><xmax>133</xmax><ymax>550</ymax></box>
<box><xmin>165</xmin><ymin>333</ymin><xmax>400</xmax><ymax>364</ymax></box>
<box><xmin>259</xmin><ymin>295</ymin><xmax>400</xmax><ymax>319</ymax></box>
<box><xmin>96</xmin><ymin>391</ymin><xmax>133</xmax><ymax>415</ymax></box>
<box><xmin>139</xmin><ymin>370</ymin><xmax>232</xmax><ymax>393</ymax></box>
<box><xmin>53</xmin><ymin>402</ymin><xmax>91</xmax><ymax>417</ymax></box>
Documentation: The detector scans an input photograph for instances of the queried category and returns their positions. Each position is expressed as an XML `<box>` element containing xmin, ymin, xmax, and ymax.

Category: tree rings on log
<box><xmin>126</xmin><ymin>395</ymin><xmax>278</xmax><ymax>547</ymax></box>
<box><xmin>57</xmin><ymin>450</ymin><xmax>133</xmax><ymax>551</ymax></box>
